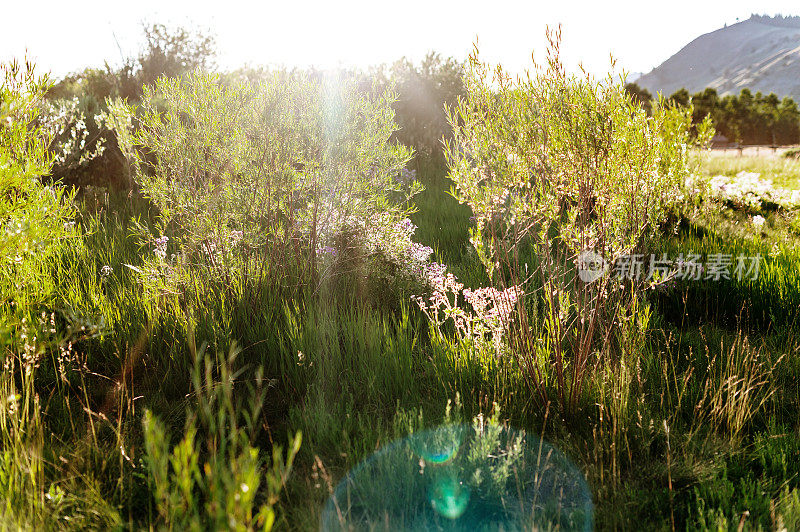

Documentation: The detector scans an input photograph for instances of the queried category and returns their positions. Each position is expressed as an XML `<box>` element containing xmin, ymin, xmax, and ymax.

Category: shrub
<box><xmin>388</xmin><ymin>53</ymin><xmax>465</xmax><ymax>158</ymax></box>
<box><xmin>0</xmin><ymin>59</ymin><xmax>78</xmax><ymax>314</ymax></box>
<box><xmin>36</xmin><ymin>96</ymin><xmax>111</xmax><ymax>181</ymax></box>
<box><xmin>111</xmin><ymin>70</ymin><xmax>418</xmax><ymax>298</ymax></box>
<box><xmin>444</xmin><ymin>29</ymin><xmax>712</xmax><ymax>414</ymax></box>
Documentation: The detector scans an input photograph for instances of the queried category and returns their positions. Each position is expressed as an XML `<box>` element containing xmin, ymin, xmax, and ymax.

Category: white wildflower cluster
<box><xmin>701</xmin><ymin>171</ymin><xmax>800</xmax><ymax>212</ymax></box>
<box><xmin>153</xmin><ymin>236</ymin><xmax>169</xmax><ymax>261</ymax></box>
<box><xmin>125</xmin><ymin>234</ymin><xmax>186</xmax><ymax>290</ymax></box>
<box><xmin>37</xmin><ymin>97</ymin><xmax>107</xmax><ymax>169</ymax></box>
<box><xmin>314</xmin><ymin>210</ymin><xmax>438</xmax><ymax>283</ymax></box>
<box><xmin>413</xmin><ymin>266</ymin><xmax>523</xmax><ymax>355</ymax></box>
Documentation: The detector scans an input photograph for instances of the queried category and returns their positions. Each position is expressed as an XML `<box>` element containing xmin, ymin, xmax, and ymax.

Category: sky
<box><xmin>2</xmin><ymin>1</ymin><xmax>799</xmax><ymax>79</ymax></box>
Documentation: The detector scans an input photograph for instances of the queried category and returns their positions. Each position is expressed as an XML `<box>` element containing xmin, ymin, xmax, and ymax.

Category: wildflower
<box><xmin>100</xmin><ymin>265</ymin><xmax>113</xmax><ymax>277</ymax></box>
<box><xmin>396</xmin><ymin>218</ymin><xmax>417</xmax><ymax>235</ymax></box>
<box><xmin>317</xmin><ymin>245</ymin><xmax>337</xmax><ymax>257</ymax></box>
<box><xmin>229</xmin><ymin>230</ymin><xmax>244</xmax><ymax>245</ymax></box>
<box><xmin>5</xmin><ymin>394</ymin><xmax>19</xmax><ymax>416</ymax></box>
<box><xmin>154</xmin><ymin>236</ymin><xmax>169</xmax><ymax>260</ymax></box>
<box><xmin>414</xmin><ymin>262</ymin><xmax>521</xmax><ymax>356</ymax></box>
<box><xmin>706</xmin><ymin>172</ymin><xmax>800</xmax><ymax>211</ymax></box>
<box><xmin>395</xmin><ymin>168</ymin><xmax>417</xmax><ymax>185</ymax></box>
<box><xmin>752</xmin><ymin>215</ymin><xmax>766</xmax><ymax>230</ymax></box>
<box><xmin>409</xmin><ymin>242</ymin><xmax>433</xmax><ymax>262</ymax></box>
<box><xmin>424</xmin><ymin>262</ymin><xmax>447</xmax><ymax>284</ymax></box>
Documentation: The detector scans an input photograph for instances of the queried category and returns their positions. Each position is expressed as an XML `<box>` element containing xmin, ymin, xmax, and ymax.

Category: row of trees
<box><xmin>626</xmin><ymin>83</ymin><xmax>800</xmax><ymax>145</ymax></box>
<box><xmin>44</xmin><ymin>24</ymin><xmax>465</xmax><ymax>190</ymax></box>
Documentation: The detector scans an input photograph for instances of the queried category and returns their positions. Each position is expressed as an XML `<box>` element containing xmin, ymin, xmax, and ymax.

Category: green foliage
<box><xmin>690</xmin><ymin>430</ymin><xmax>800</xmax><ymax>530</ymax></box>
<box><xmin>386</xmin><ymin>53</ymin><xmax>465</xmax><ymax>158</ymax></box>
<box><xmin>3</xmin><ymin>29</ymin><xmax>800</xmax><ymax>532</ymax></box>
<box><xmin>0</xmin><ymin>59</ymin><xmax>78</xmax><ymax>314</ymax></box>
<box><xmin>50</xmin><ymin>23</ymin><xmax>216</xmax><ymax>104</ymax></box>
<box><xmin>444</xmin><ymin>30</ymin><xmax>711</xmax><ymax>413</ymax></box>
<box><xmin>447</xmin><ymin>42</ymin><xmax>707</xmax><ymax>273</ymax></box>
<box><xmin>624</xmin><ymin>81</ymin><xmax>653</xmax><ymax>114</ymax></box>
<box><xmin>698</xmin><ymin>149</ymin><xmax>800</xmax><ymax>190</ymax></box>
<box><xmin>659</xmin><ymin>86</ymin><xmax>800</xmax><ymax>145</ymax></box>
<box><xmin>36</xmin><ymin>95</ymin><xmax>112</xmax><ymax>182</ymax></box>
<box><xmin>656</xmin><ymin>213</ymin><xmax>800</xmax><ymax>331</ymax></box>
<box><xmin>41</xmin><ymin>24</ymin><xmax>217</xmax><ymax>191</ymax></box>
<box><xmin>137</xmin><ymin>23</ymin><xmax>216</xmax><ymax>90</ymax></box>
<box><xmin>0</xmin><ymin>322</ymin><xmax>123</xmax><ymax>529</ymax></box>
<box><xmin>142</xmin><ymin>344</ymin><xmax>300</xmax><ymax>531</ymax></box>
<box><xmin>111</xmin><ymin>70</ymin><xmax>416</xmax><ymax>295</ymax></box>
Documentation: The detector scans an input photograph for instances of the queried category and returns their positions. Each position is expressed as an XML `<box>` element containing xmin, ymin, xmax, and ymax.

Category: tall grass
<box><xmin>2</xmin><ymin>43</ymin><xmax>800</xmax><ymax>530</ymax></box>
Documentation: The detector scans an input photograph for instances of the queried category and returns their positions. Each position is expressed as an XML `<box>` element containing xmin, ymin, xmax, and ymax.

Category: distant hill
<box><xmin>638</xmin><ymin>15</ymin><xmax>800</xmax><ymax>101</ymax></box>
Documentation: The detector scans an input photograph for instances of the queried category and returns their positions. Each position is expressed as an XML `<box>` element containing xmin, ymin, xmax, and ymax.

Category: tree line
<box><xmin>43</xmin><ymin>23</ymin><xmax>465</xmax><ymax>189</ymax></box>
<box><xmin>625</xmin><ymin>82</ymin><xmax>800</xmax><ymax>145</ymax></box>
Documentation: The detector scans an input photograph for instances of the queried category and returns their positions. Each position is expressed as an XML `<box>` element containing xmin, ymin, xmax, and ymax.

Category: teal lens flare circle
<box><xmin>321</xmin><ymin>424</ymin><xmax>593</xmax><ymax>531</ymax></box>
<box><xmin>428</xmin><ymin>475</ymin><xmax>470</xmax><ymax>519</ymax></box>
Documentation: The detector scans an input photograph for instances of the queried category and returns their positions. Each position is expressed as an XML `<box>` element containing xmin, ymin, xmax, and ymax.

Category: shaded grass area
<box><xmin>655</xmin><ymin>211</ymin><xmax>800</xmax><ymax>333</ymax></box>
<box><xmin>409</xmin><ymin>153</ymin><xmax>486</xmax><ymax>285</ymax></box>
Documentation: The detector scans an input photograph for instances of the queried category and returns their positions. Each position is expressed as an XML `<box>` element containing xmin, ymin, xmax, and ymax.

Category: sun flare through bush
<box><xmin>110</xmin><ymin>69</ymin><xmax>420</xmax><ymax>297</ymax></box>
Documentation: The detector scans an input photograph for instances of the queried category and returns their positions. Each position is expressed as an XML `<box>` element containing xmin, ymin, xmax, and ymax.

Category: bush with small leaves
<box><xmin>111</xmin><ymin>70</ymin><xmax>419</xmax><ymax>298</ymax></box>
<box><xmin>444</xmin><ymin>29</ymin><xmax>712</xmax><ymax>414</ymax></box>
<box><xmin>0</xmin><ymin>59</ymin><xmax>78</xmax><ymax>313</ymax></box>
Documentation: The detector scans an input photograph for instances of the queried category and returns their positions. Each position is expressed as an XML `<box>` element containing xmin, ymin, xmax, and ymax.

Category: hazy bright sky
<box><xmin>3</xmin><ymin>1</ymin><xmax>799</xmax><ymax>79</ymax></box>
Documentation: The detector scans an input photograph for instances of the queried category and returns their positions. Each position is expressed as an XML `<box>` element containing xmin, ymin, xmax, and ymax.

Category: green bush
<box><xmin>0</xmin><ymin>59</ymin><xmax>120</xmax><ymax>529</ymax></box>
<box><xmin>444</xmin><ymin>30</ymin><xmax>712</xmax><ymax>414</ymax></box>
<box><xmin>0</xmin><ymin>59</ymin><xmax>78</xmax><ymax>316</ymax></box>
<box><xmin>111</xmin><ymin>70</ymin><xmax>417</xmax><ymax>297</ymax></box>
<box><xmin>387</xmin><ymin>53</ymin><xmax>465</xmax><ymax>158</ymax></box>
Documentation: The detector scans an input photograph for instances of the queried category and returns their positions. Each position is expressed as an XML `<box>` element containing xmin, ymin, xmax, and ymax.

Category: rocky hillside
<box><xmin>638</xmin><ymin>15</ymin><xmax>800</xmax><ymax>100</ymax></box>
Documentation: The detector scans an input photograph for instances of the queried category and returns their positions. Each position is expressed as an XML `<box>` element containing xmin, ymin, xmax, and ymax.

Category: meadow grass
<box><xmin>4</xmin><ymin>67</ymin><xmax>800</xmax><ymax>529</ymax></box>
<box><xmin>697</xmin><ymin>148</ymin><xmax>800</xmax><ymax>189</ymax></box>
<box><xmin>1</xmin><ymin>150</ymin><xmax>793</xmax><ymax>530</ymax></box>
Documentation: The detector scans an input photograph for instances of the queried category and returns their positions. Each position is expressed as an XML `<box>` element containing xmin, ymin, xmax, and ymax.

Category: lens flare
<box><xmin>428</xmin><ymin>475</ymin><xmax>470</xmax><ymax>519</ymax></box>
<box><xmin>320</xmin><ymin>423</ymin><xmax>593</xmax><ymax>531</ymax></box>
<box><xmin>410</xmin><ymin>423</ymin><xmax>463</xmax><ymax>464</ymax></box>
